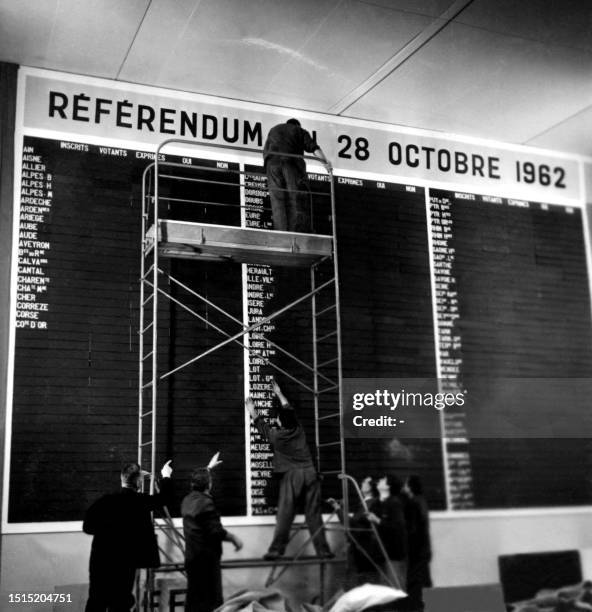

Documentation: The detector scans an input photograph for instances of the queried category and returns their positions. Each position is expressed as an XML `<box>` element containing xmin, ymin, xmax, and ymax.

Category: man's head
<box><xmin>360</xmin><ymin>475</ymin><xmax>377</xmax><ymax>497</ymax></box>
<box><xmin>274</xmin><ymin>407</ymin><xmax>298</xmax><ymax>429</ymax></box>
<box><xmin>121</xmin><ymin>463</ymin><xmax>142</xmax><ymax>490</ymax></box>
<box><xmin>406</xmin><ymin>474</ymin><xmax>423</xmax><ymax>496</ymax></box>
<box><xmin>377</xmin><ymin>473</ymin><xmax>404</xmax><ymax>496</ymax></box>
<box><xmin>190</xmin><ymin>467</ymin><xmax>212</xmax><ymax>493</ymax></box>
<box><xmin>286</xmin><ymin>118</ymin><xmax>301</xmax><ymax>128</ymax></box>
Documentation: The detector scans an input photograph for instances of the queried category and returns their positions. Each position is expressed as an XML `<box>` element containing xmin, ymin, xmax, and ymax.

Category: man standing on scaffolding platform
<box><xmin>263</xmin><ymin>119</ymin><xmax>331</xmax><ymax>233</ymax></box>
<box><xmin>245</xmin><ymin>377</ymin><xmax>333</xmax><ymax>560</ymax></box>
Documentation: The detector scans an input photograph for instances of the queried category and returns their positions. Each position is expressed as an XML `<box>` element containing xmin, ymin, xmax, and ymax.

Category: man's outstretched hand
<box><xmin>271</xmin><ymin>377</ymin><xmax>282</xmax><ymax>397</ymax></box>
<box><xmin>207</xmin><ymin>451</ymin><xmax>223</xmax><ymax>470</ymax></box>
<box><xmin>245</xmin><ymin>396</ymin><xmax>257</xmax><ymax>419</ymax></box>
<box><xmin>160</xmin><ymin>460</ymin><xmax>173</xmax><ymax>479</ymax></box>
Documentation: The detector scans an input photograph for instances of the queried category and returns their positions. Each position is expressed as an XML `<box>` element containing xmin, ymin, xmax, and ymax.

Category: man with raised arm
<box><xmin>83</xmin><ymin>460</ymin><xmax>173</xmax><ymax>612</ymax></box>
<box><xmin>181</xmin><ymin>453</ymin><xmax>243</xmax><ymax>612</ymax></box>
<box><xmin>245</xmin><ymin>377</ymin><xmax>332</xmax><ymax>560</ymax></box>
<box><xmin>263</xmin><ymin>118</ymin><xmax>332</xmax><ymax>233</ymax></box>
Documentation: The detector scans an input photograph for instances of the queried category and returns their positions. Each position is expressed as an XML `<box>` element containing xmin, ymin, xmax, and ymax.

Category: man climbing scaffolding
<box><xmin>245</xmin><ymin>377</ymin><xmax>333</xmax><ymax>560</ymax></box>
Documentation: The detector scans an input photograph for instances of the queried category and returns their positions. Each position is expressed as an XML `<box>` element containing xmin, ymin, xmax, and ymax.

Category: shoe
<box><xmin>263</xmin><ymin>550</ymin><xmax>284</xmax><ymax>561</ymax></box>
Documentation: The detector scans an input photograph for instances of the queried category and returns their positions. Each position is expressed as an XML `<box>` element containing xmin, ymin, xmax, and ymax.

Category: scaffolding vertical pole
<box><xmin>328</xmin><ymin>169</ymin><xmax>348</xmax><ymax>528</ymax></box>
<box><xmin>137</xmin><ymin>165</ymin><xmax>149</xmax><ymax>612</ymax></box>
<box><xmin>311</xmin><ymin>262</ymin><xmax>321</xmax><ymax>473</ymax></box>
<box><xmin>151</xmin><ymin>153</ymin><xmax>160</xmax><ymax>498</ymax></box>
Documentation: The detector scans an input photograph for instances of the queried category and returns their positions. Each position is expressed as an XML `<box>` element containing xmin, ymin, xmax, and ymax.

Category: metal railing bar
<box><xmin>153</xmin><ymin>160</ymin><xmax>332</xmax><ymax>188</ymax></box>
<box><xmin>141</xmin><ymin>322</ymin><xmax>154</xmax><ymax>334</ymax></box>
<box><xmin>317</xmin><ymin>357</ymin><xmax>338</xmax><ymax>369</ymax></box>
<box><xmin>318</xmin><ymin>412</ymin><xmax>340</xmax><ymax>421</ymax></box>
<box><xmin>155</xmin><ymin>196</ymin><xmax>243</xmax><ymax>209</ymax></box>
<box><xmin>316</xmin><ymin>330</ymin><xmax>337</xmax><ymax>343</ymax></box>
<box><xmin>315</xmin><ymin>304</ymin><xmax>336</xmax><ymax>317</ymax></box>
<box><xmin>158</xmin><ymin>174</ymin><xmax>239</xmax><ymax>188</ymax></box>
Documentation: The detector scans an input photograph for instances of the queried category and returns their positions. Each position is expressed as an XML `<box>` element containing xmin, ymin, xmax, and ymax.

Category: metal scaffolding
<box><xmin>137</xmin><ymin>138</ymin><xmax>349</xmax><ymax>609</ymax></box>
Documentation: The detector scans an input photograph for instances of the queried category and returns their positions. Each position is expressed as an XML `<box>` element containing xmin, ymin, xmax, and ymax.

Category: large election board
<box><xmin>9</xmin><ymin>134</ymin><xmax>592</xmax><ymax>523</ymax></box>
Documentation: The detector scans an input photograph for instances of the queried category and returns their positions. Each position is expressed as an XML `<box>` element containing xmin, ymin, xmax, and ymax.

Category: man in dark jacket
<box><xmin>245</xmin><ymin>377</ymin><xmax>332</xmax><ymax>560</ymax></box>
<box><xmin>263</xmin><ymin>118</ymin><xmax>331</xmax><ymax>233</ymax></box>
<box><xmin>367</xmin><ymin>474</ymin><xmax>408</xmax><ymax>591</ymax></box>
<box><xmin>83</xmin><ymin>460</ymin><xmax>173</xmax><ymax>612</ymax></box>
<box><xmin>403</xmin><ymin>474</ymin><xmax>433</xmax><ymax>610</ymax></box>
<box><xmin>181</xmin><ymin>467</ymin><xmax>243</xmax><ymax>612</ymax></box>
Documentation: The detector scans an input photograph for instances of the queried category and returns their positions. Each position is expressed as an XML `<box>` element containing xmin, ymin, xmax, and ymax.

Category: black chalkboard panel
<box><xmin>11</xmin><ymin>137</ymin><xmax>246</xmax><ymax>521</ymax></box>
<box><xmin>335</xmin><ymin>180</ymin><xmax>445</xmax><ymax>510</ymax></box>
<box><xmin>432</xmin><ymin>189</ymin><xmax>592</xmax><ymax>509</ymax></box>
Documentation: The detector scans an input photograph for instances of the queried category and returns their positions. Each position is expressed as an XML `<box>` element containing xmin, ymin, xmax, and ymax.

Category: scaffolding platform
<box><xmin>147</xmin><ymin>221</ymin><xmax>333</xmax><ymax>267</ymax></box>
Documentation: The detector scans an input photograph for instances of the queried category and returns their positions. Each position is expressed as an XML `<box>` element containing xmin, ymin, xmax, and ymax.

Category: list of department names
<box><xmin>244</xmin><ymin>170</ymin><xmax>276</xmax><ymax>514</ymax></box>
<box><xmin>429</xmin><ymin>192</ymin><xmax>475</xmax><ymax>509</ymax></box>
<box><xmin>16</xmin><ymin>145</ymin><xmax>51</xmax><ymax>331</ymax></box>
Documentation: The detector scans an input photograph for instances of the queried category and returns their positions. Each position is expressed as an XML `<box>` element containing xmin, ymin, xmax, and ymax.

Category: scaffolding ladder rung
<box><xmin>142</xmin><ymin>381</ymin><xmax>154</xmax><ymax>389</ymax></box>
<box><xmin>315</xmin><ymin>304</ymin><xmax>336</xmax><ymax>318</ymax></box>
<box><xmin>317</xmin><ymin>384</ymin><xmax>338</xmax><ymax>394</ymax></box>
<box><xmin>142</xmin><ymin>351</ymin><xmax>154</xmax><ymax>361</ymax></box>
<box><xmin>140</xmin><ymin>441</ymin><xmax>152</xmax><ymax>448</ymax></box>
<box><xmin>142</xmin><ymin>294</ymin><xmax>153</xmax><ymax>306</ymax></box>
<box><xmin>141</xmin><ymin>410</ymin><xmax>153</xmax><ymax>418</ymax></box>
<box><xmin>318</xmin><ymin>441</ymin><xmax>341</xmax><ymax>448</ymax></box>
<box><xmin>140</xmin><ymin>321</ymin><xmax>154</xmax><ymax>334</ymax></box>
<box><xmin>141</xmin><ymin>265</ymin><xmax>155</xmax><ymax>280</ymax></box>
<box><xmin>321</xmin><ymin>470</ymin><xmax>342</xmax><ymax>475</ymax></box>
<box><xmin>317</xmin><ymin>357</ymin><xmax>338</xmax><ymax>369</ymax></box>
<box><xmin>316</xmin><ymin>330</ymin><xmax>337</xmax><ymax>343</ymax></box>
<box><xmin>318</xmin><ymin>412</ymin><xmax>340</xmax><ymax>421</ymax></box>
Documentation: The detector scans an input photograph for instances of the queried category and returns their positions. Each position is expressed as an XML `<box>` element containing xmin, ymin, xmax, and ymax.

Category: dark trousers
<box><xmin>266</xmin><ymin>161</ymin><xmax>312</xmax><ymax>233</ymax></box>
<box><xmin>85</xmin><ymin>563</ymin><xmax>136</xmax><ymax>612</ymax></box>
<box><xmin>184</xmin><ymin>555</ymin><xmax>223</xmax><ymax>612</ymax></box>
<box><xmin>268</xmin><ymin>466</ymin><xmax>330</xmax><ymax>555</ymax></box>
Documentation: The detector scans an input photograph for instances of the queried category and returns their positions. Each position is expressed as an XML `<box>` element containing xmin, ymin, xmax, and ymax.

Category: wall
<box><xmin>2</xmin><ymin>66</ymin><xmax>592</xmax><ymax>607</ymax></box>
<box><xmin>3</xmin><ymin>511</ymin><xmax>592</xmax><ymax>610</ymax></box>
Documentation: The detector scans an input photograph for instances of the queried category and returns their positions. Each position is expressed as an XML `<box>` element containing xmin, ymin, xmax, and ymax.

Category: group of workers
<box><xmin>83</xmin><ymin>377</ymin><xmax>432</xmax><ymax>612</ymax></box>
<box><xmin>330</xmin><ymin>472</ymin><xmax>433</xmax><ymax>609</ymax></box>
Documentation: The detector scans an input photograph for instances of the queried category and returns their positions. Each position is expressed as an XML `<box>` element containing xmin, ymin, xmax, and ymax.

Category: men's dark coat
<box><xmin>83</xmin><ymin>478</ymin><xmax>173</xmax><ymax>569</ymax></box>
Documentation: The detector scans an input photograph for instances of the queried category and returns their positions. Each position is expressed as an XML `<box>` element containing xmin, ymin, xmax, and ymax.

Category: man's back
<box><xmin>84</xmin><ymin>488</ymin><xmax>161</xmax><ymax>568</ymax></box>
<box><xmin>263</xmin><ymin>123</ymin><xmax>317</xmax><ymax>168</ymax></box>
<box><xmin>181</xmin><ymin>490</ymin><xmax>227</xmax><ymax>560</ymax></box>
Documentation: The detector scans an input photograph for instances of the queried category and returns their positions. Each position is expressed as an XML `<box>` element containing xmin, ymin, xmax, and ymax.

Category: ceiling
<box><xmin>1</xmin><ymin>0</ymin><xmax>591</xmax><ymax>157</ymax></box>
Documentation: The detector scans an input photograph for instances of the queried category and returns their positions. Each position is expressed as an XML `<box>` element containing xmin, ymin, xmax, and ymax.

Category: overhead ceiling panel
<box><xmin>265</xmin><ymin>0</ymin><xmax>434</xmax><ymax>109</ymax></box>
<box><xmin>0</xmin><ymin>0</ymin><xmax>149</xmax><ymax>76</ymax></box>
<box><xmin>356</xmin><ymin>0</ymin><xmax>459</xmax><ymax>18</ymax></box>
<box><xmin>345</xmin><ymin>20</ymin><xmax>592</xmax><ymax>145</ymax></box>
<box><xmin>457</xmin><ymin>0</ymin><xmax>592</xmax><ymax>52</ymax></box>
<box><xmin>120</xmin><ymin>0</ymin><xmax>344</xmax><ymax>103</ymax></box>
<box><xmin>527</xmin><ymin>106</ymin><xmax>592</xmax><ymax>157</ymax></box>
<box><xmin>0</xmin><ymin>0</ymin><xmax>58</xmax><ymax>63</ymax></box>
